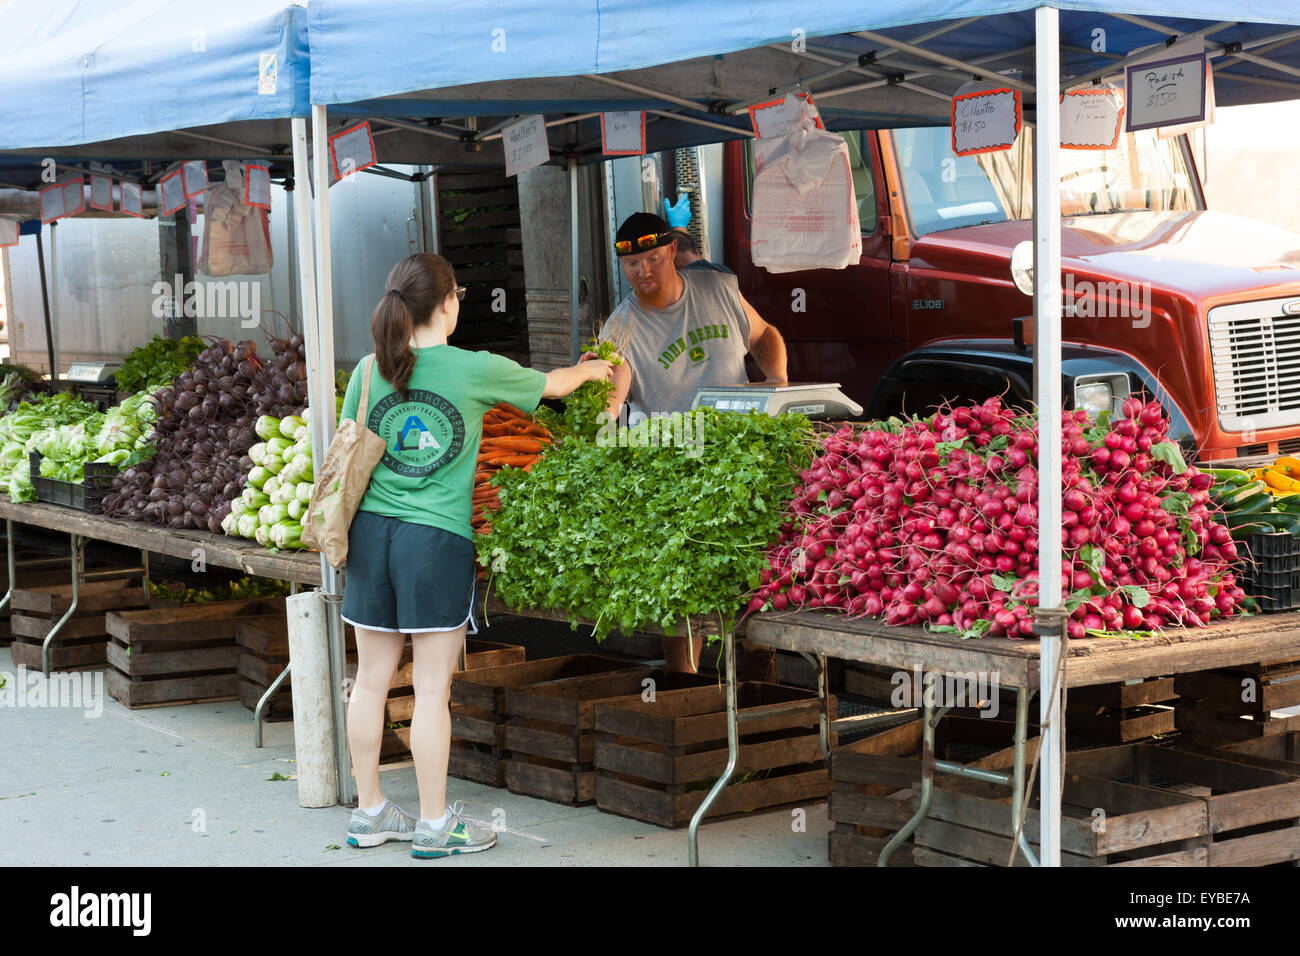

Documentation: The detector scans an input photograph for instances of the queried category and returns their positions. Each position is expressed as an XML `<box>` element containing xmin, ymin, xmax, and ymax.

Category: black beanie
<box><xmin>615</xmin><ymin>212</ymin><xmax>674</xmax><ymax>255</ymax></box>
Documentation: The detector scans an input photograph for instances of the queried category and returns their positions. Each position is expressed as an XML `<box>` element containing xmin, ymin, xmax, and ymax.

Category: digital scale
<box><xmin>64</xmin><ymin>362</ymin><xmax>122</xmax><ymax>385</ymax></box>
<box><xmin>691</xmin><ymin>382</ymin><xmax>863</xmax><ymax>419</ymax></box>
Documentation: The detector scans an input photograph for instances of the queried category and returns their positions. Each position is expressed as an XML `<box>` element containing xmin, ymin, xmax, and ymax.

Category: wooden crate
<box><xmin>1067</xmin><ymin>677</ymin><xmax>1178</xmax><ymax>743</ymax></box>
<box><xmin>592</xmin><ymin>682</ymin><xmax>835</xmax><ymax>829</ymax></box>
<box><xmin>448</xmin><ymin>654</ymin><xmax>643</xmax><ymax>788</ymax></box>
<box><xmin>1175</xmin><ymin>659</ymin><xmax>1300</xmax><ymax>746</ymax></box>
<box><xmin>503</xmin><ymin>669</ymin><xmax>714</xmax><ymax>806</ymax></box>
<box><xmin>916</xmin><ymin>743</ymin><xmax>1300</xmax><ymax>867</ymax></box>
<box><xmin>0</xmin><ymin>555</ymin><xmax>85</xmax><ymax>647</ymax></box>
<box><xmin>8</xmin><ymin>576</ymin><xmax>147</xmax><ymax>671</ymax></box>
<box><xmin>104</xmin><ymin>598</ymin><xmax>287</xmax><ymax>708</ymax></box>
<box><xmin>827</xmin><ymin>714</ymin><xmax>1041</xmax><ymax>867</ymax></box>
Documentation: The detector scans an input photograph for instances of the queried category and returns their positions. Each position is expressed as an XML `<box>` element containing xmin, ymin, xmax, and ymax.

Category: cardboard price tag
<box><xmin>120</xmin><ymin>180</ymin><xmax>143</xmax><ymax>218</ymax></box>
<box><xmin>504</xmin><ymin>114</ymin><xmax>549</xmax><ymax>176</ymax></box>
<box><xmin>39</xmin><ymin>183</ymin><xmax>64</xmax><ymax>223</ymax></box>
<box><xmin>951</xmin><ymin>86</ymin><xmax>1021</xmax><ymax>156</ymax></box>
<box><xmin>61</xmin><ymin>175</ymin><xmax>85</xmax><ymax>216</ymax></box>
<box><xmin>1126</xmin><ymin>41</ymin><xmax>1208</xmax><ymax>132</ymax></box>
<box><xmin>182</xmin><ymin>160</ymin><xmax>208</xmax><ymax>198</ymax></box>
<box><xmin>1061</xmin><ymin>88</ymin><xmax>1124</xmax><ymax>150</ymax></box>
<box><xmin>89</xmin><ymin>174</ymin><xmax>114</xmax><ymax>211</ymax></box>
<box><xmin>159</xmin><ymin>169</ymin><xmax>186</xmax><ymax>215</ymax></box>
<box><xmin>329</xmin><ymin>121</ymin><xmax>377</xmax><ymax>181</ymax></box>
<box><xmin>748</xmin><ymin>92</ymin><xmax>822</xmax><ymax>139</ymax></box>
<box><xmin>601</xmin><ymin>111</ymin><xmax>645</xmax><ymax>155</ymax></box>
<box><xmin>245</xmin><ymin>164</ymin><xmax>272</xmax><ymax>208</ymax></box>
<box><xmin>0</xmin><ymin>218</ymin><xmax>18</xmax><ymax>247</ymax></box>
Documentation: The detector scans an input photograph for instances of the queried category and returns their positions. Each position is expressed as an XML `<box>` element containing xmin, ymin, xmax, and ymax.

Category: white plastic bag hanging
<box><xmin>198</xmin><ymin>161</ymin><xmax>273</xmax><ymax>276</ymax></box>
<box><xmin>750</xmin><ymin>102</ymin><xmax>861</xmax><ymax>273</ymax></box>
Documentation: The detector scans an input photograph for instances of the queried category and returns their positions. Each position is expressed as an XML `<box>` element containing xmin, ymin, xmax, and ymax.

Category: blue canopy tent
<box><xmin>303</xmin><ymin>0</ymin><xmax>1300</xmax><ymax>866</ymax></box>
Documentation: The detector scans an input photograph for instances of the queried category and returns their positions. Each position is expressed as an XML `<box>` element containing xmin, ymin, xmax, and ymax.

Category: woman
<box><xmin>338</xmin><ymin>253</ymin><xmax>612</xmax><ymax>859</ymax></box>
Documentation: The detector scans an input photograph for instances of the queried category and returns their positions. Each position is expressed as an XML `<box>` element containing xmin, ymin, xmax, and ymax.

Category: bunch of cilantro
<box><xmin>477</xmin><ymin>408</ymin><xmax>816</xmax><ymax>641</ymax></box>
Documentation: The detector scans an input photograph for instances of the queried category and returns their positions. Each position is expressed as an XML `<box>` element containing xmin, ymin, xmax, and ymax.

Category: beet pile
<box><xmin>102</xmin><ymin>335</ymin><xmax>308</xmax><ymax>531</ymax></box>
<box><xmin>752</xmin><ymin>397</ymin><xmax>1246</xmax><ymax>638</ymax></box>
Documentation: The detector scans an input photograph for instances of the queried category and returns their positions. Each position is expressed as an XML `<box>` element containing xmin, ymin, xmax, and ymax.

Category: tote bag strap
<box><xmin>356</xmin><ymin>355</ymin><xmax>376</xmax><ymax>425</ymax></box>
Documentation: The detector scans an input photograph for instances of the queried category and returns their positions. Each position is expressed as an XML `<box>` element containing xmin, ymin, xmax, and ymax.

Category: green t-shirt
<box><xmin>339</xmin><ymin>346</ymin><xmax>547</xmax><ymax>541</ymax></box>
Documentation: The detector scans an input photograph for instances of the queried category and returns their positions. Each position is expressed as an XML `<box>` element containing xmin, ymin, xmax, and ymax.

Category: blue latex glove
<box><xmin>662</xmin><ymin>194</ymin><xmax>692</xmax><ymax>228</ymax></box>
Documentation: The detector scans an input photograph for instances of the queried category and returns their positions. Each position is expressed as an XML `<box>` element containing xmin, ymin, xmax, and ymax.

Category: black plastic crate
<box><xmin>1240</xmin><ymin>529</ymin><xmax>1300</xmax><ymax>612</ymax></box>
<box><xmin>28</xmin><ymin>451</ymin><xmax>118</xmax><ymax>513</ymax></box>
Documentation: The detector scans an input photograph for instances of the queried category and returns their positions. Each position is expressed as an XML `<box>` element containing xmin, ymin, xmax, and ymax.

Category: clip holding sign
<box><xmin>601</xmin><ymin>111</ymin><xmax>646</xmax><ymax>156</ymax></box>
<box><xmin>245</xmin><ymin>164</ymin><xmax>272</xmax><ymax>208</ymax></box>
<box><xmin>329</xmin><ymin>121</ymin><xmax>377</xmax><ymax>182</ymax></box>
<box><xmin>120</xmin><ymin>180</ymin><xmax>143</xmax><ymax>218</ymax></box>
<box><xmin>1061</xmin><ymin>86</ymin><xmax>1125</xmax><ymax>150</ymax></box>
<box><xmin>951</xmin><ymin>83</ymin><xmax>1022</xmax><ymax>156</ymax></box>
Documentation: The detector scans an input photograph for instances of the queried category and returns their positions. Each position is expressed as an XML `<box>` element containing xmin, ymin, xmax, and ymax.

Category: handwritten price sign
<box><xmin>951</xmin><ymin>87</ymin><xmax>1021</xmax><ymax>156</ymax></box>
<box><xmin>601</xmin><ymin>111</ymin><xmax>645</xmax><ymax>155</ymax></box>
<box><xmin>1125</xmin><ymin>48</ymin><xmax>1207</xmax><ymax>131</ymax></box>
<box><xmin>1061</xmin><ymin>88</ymin><xmax>1124</xmax><ymax>150</ymax></box>
<box><xmin>505</xmin><ymin>115</ymin><xmax>549</xmax><ymax>176</ymax></box>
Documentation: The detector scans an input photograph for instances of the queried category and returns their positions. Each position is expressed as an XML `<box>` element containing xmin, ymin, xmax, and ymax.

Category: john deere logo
<box><xmin>689</xmin><ymin>345</ymin><xmax>706</xmax><ymax>363</ymax></box>
<box><xmin>369</xmin><ymin>390</ymin><xmax>464</xmax><ymax>477</ymax></box>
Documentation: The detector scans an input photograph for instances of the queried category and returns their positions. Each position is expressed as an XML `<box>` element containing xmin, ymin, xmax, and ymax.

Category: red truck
<box><xmin>721</xmin><ymin>124</ymin><xmax>1300</xmax><ymax>462</ymax></box>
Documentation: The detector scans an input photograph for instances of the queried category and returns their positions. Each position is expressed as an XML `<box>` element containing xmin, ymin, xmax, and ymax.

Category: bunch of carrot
<box><xmin>472</xmin><ymin>402</ymin><xmax>552</xmax><ymax>548</ymax></box>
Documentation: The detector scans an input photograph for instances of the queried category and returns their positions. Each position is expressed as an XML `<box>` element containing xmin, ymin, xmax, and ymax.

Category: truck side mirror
<box><xmin>1012</xmin><ymin>316</ymin><xmax>1033</xmax><ymax>352</ymax></box>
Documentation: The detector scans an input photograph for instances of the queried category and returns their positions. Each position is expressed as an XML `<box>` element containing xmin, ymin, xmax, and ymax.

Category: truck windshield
<box><xmin>887</xmin><ymin>125</ymin><xmax>1200</xmax><ymax>237</ymax></box>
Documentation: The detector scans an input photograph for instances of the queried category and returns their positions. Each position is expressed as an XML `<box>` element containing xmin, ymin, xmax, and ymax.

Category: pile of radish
<box><xmin>102</xmin><ymin>335</ymin><xmax>309</xmax><ymax>531</ymax></box>
<box><xmin>752</xmin><ymin>396</ymin><xmax>1247</xmax><ymax>639</ymax></box>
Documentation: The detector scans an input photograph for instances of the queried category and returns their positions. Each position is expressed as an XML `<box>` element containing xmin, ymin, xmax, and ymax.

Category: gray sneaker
<box><xmin>347</xmin><ymin>801</ymin><xmax>417</xmax><ymax>848</ymax></box>
<box><xmin>411</xmin><ymin>801</ymin><xmax>497</xmax><ymax>859</ymax></box>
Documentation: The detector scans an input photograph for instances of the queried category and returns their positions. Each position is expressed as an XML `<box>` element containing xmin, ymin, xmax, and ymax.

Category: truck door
<box><xmin>724</xmin><ymin>131</ymin><xmax>895</xmax><ymax>410</ymax></box>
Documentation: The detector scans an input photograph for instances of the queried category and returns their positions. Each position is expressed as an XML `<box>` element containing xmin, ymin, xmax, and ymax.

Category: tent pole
<box><xmin>1034</xmin><ymin>3</ymin><xmax>1063</xmax><ymax>868</ymax></box>
<box><xmin>292</xmin><ymin>114</ymin><xmax>352</xmax><ymax>807</ymax></box>
<box><xmin>309</xmin><ymin>104</ymin><xmax>352</xmax><ymax>807</ymax></box>
<box><xmin>569</xmin><ymin>156</ymin><xmax>580</xmax><ymax>363</ymax></box>
<box><xmin>34</xmin><ymin>229</ymin><xmax>56</xmax><ymax>378</ymax></box>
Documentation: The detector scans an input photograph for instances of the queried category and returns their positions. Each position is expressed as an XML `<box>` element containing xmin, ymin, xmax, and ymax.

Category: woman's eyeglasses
<box><xmin>614</xmin><ymin>231</ymin><xmax>673</xmax><ymax>255</ymax></box>
<box><xmin>453</xmin><ymin>285</ymin><xmax>468</xmax><ymax>301</ymax></box>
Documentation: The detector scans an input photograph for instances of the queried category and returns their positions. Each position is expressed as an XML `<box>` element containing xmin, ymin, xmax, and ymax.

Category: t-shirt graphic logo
<box><xmin>394</xmin><ymin>415</ymin><xmax>442</xmax><ymax>453</ymax></box>
<box><xmin>689</xmin><ymin>345</ymin><xmax>706</xmax><ymax>364</ymax></box>
<box><xmin>369</xmin><ymin>390</ymin><xmax>465</xmax><ymax>477</ymax></box>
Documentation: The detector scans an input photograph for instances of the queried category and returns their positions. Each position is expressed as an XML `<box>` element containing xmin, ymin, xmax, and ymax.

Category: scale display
<box><xmin>65</xmin><ymin>363</ymin><xmax>121</xmax><ymax>384</ymax></box>
<box><xmin>691</xmin><ymin>382</ymin><xmax>863</xmax><ymax>419</ymax></box>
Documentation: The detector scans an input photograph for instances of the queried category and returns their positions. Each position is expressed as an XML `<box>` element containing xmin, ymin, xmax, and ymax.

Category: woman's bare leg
<box><xmin>347</xmin><ymin>627</ymin><xmax>406</xmax><ymax>809</ymax></box>
<box><xmin>409</xmin><ymin>623</ymin><xmax>467</xmax><ymax>821</ymax></box>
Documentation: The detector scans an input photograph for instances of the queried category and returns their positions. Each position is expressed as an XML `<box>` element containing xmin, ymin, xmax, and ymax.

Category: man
<box><xmin>595</xmin><ymin>211</ymin><xmax>788</xmax><ymax>674</ymax></box>
<box><xmin>600</xmin><ymin>211</ymin><xmax>786</xmax><ymax>426</ymax></box>
<box><xmin>670</xmin><ymin>228</ymin><xmax>734</xmax><ymax>276</ymax></box>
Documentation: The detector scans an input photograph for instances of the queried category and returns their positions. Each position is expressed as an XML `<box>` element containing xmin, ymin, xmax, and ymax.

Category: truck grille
<box><xmin>1208</xmin><ymin>298</ymin><xmax>1300</xmax><ymax>433</ymax></box>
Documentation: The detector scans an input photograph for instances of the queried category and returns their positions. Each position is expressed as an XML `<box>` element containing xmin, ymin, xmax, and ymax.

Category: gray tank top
<box><xmin>598</xmin><ymin>269</ymin><xmax>752</xmax><ymax>421</ymax></box>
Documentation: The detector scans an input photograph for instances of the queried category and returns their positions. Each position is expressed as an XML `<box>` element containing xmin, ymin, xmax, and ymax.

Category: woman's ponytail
<box><xmin>370</xmin><ymin>254</ymin><xmax>457</xmax><ymax>400</ymax></box>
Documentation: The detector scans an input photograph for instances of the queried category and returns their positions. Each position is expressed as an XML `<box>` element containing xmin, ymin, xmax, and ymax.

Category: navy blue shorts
<box><xmin>340</xmin><ymin>511</ymin><xmax>479</xmax><ymax>635</ymax></box>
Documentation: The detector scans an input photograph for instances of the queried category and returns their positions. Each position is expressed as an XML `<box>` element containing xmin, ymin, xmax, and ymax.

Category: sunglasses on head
<box><xmin>615</xmin><ymin>231</ymin><xmax>674</xmax><ymax>255</ymax></box>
